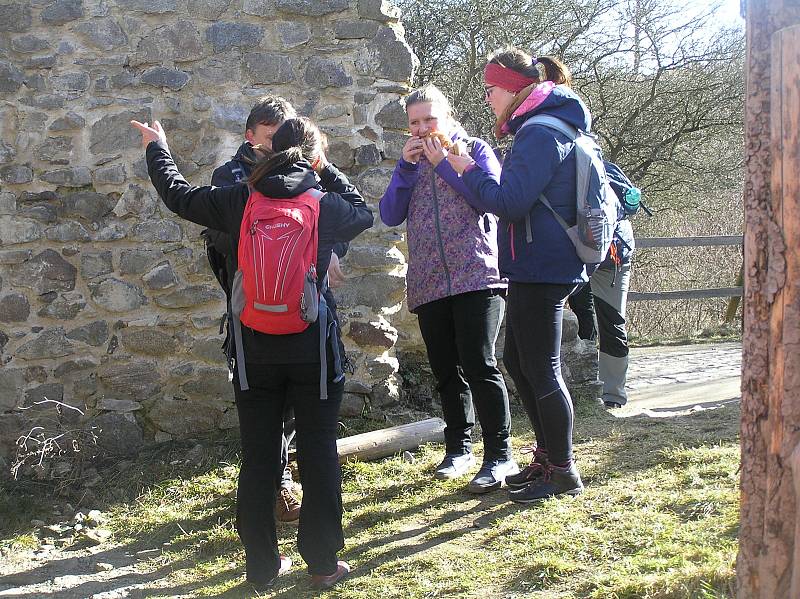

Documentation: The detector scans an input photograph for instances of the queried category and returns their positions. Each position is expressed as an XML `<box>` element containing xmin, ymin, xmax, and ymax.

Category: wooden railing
<box><xmin>628</xmin><ymin>235</ymin><xmax>743</xmax><ymax>302</ymax></box>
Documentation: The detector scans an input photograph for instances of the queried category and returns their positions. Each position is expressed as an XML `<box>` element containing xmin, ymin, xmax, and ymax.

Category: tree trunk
<box><xmin>739</xmin><ymin>2</ymin><xmax>800</xmax><ymax>597</ymax></box>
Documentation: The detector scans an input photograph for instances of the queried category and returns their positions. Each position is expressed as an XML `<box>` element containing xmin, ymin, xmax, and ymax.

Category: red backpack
<box><xmin>236</xmin><ymin>186</ymin><xmax>325</xmax><ymax>335</ymax></box>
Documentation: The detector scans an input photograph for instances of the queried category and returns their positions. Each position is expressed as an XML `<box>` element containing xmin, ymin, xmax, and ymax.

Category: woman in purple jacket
<box><xmin>380</xmin><ymin>84</ymin><xmax>517</xmax><ymax>493</ymax></box>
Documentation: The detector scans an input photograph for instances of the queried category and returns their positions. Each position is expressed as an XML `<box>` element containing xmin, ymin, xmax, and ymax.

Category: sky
<box><xmin>691</xmin><ymin>0</ymin><xmax>744</xmax><ymax>26</ymax></box>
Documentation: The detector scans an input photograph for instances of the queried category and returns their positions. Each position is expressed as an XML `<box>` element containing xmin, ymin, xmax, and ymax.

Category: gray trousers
<box><xmin>590</xmin><ymin>263</ymin><xmax>631</xmax><ymax>405</ymax></box>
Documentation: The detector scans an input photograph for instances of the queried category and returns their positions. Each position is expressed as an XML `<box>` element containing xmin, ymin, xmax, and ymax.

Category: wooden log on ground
<box><xmin>336</xmin><ymin>417</ymin><xmax>445</xmax><ymax>463</ymax></box>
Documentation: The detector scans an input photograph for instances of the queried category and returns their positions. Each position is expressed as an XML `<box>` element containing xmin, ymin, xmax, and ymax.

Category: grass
<box><xmin>0</xmin><ymin>400</ymin><xmax>739</xmax><ymax>598</ymax></box>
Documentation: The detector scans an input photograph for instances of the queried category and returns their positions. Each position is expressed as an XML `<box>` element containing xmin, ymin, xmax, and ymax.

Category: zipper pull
<box><xmin>249</xmin><ymin>219</ymin><xmax>258</xmax><ymax>235</ymax></box>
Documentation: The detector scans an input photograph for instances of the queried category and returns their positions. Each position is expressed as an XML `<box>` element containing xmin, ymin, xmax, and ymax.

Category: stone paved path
<box><xmin>620</xmin><ymin>341</ymin><xmax>742</xmax><ymax>417</ymax></box>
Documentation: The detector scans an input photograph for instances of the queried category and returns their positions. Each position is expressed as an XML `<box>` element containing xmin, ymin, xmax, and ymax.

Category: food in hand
<box><xmin>422</xmin><ymin>131</ymin><xmax>462</xmax><ymax>156</ymax></box>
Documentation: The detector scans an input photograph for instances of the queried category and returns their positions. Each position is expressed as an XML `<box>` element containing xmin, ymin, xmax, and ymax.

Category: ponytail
<box><xmin>248</xmin><ymin>147</ymin><xmax>304</xmax><ymax>187</ymax></box>
<box><xmin>537</xmin><ymin>55</ymin><xmax>571</xmax><ymax>87</ymax></box>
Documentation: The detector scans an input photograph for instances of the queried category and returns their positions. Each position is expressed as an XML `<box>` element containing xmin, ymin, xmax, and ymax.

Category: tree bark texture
<box><xmin>739</xmin><ymin>2</ymin><xmax>800</xmax><ymax>597</ymax></box>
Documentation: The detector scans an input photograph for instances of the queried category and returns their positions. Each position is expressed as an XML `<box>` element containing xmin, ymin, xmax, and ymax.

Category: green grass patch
<box><xmin>1</xmin><ymin>401</ymin><xmax>739</xmax><ymax>598</ymax></box>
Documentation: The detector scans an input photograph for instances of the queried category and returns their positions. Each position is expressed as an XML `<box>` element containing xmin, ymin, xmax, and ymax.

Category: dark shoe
<box><xmin>604</xmin><ymin>400</ymin><xmax>622</xmax><ymax>409</ymax></box>
<box><xmin>310</xmin><ymin>560</ymin><xmax>350</xmax><ymax>590</ymax></box>
<box><xmin>276</xmin><ymin>486</ymin><xmax>301</xmax><ymax>523</ymax></box>
<box><xmin>509</xmin><ymin>461</ymin><xmax>584</xmax><ymax>503</ymax></box>
<box><xmin>248</xmin><ymin>555</ymin><xmax>292</xmax><ymax>590</ymax></box>
<box><xmin>467</xmin><ymin>458</ymin><xmax>519</xmax><ymax>493</ymax></box>
<box><xmin>505</xmin><ymin>446</ymin><xmax>548</xmax><ymax>489</ymax></box>
<box><xmin>433</xmin><ymin>453</ymin><xmax>475</xmax><ymax>480</ymax></box>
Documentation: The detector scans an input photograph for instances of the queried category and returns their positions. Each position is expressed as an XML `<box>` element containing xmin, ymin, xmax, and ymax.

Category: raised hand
<box><xmin>130</xmin><ymin>119</ymin><xmax>168</xmax><ymax>149</ymax></box>
<box><xmin>402</xmin><ymin>136</ymin><xmax>424</xmax><ymax>164</ymax></box>
<box><xmin>421</xmin><ymin>135</ymin><xmax>448</xmax><ymax>167</ymax></box>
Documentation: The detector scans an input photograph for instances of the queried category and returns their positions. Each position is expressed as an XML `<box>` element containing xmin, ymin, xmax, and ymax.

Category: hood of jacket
<box><xmin>508</xmin><ymin>85</ymin><xmax>592</xmax><ymax>135</ymax></box>
<box><xmin>252</xmin><ymin>161</ymin><xmax>319</xmax><ymax>198</ymax></box>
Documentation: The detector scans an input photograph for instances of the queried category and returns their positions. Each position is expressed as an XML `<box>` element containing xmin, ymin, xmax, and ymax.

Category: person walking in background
<box><xmin>447</xmin><ymin>47</ymin><xmax>591</xmax><ymax>502</ymax></box>
<box><xmin>569</xmin><ymin>162</ymin><xmax>638</xmax><ymax>409</ymax></box>
<box><xmin>380</xmin><ymin>84</ymin><xmax>518</xmax><ymax>493</ymax></box>
<box><xmin>132</xmin><ymin>116</ymin><xmax>373</xmax><ymax>590</ymax></box>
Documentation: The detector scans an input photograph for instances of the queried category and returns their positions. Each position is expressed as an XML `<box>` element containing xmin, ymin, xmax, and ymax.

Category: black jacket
<box><xmin>146</xmin><ymin>140</ymin><xmax>374</xmax><ymax>363</ymax></box>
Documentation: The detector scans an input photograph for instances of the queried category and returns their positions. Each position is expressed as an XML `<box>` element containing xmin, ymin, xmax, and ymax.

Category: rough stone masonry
<box><xmin>0</xmin><ymin>0</ymin><xmax>595</xmax><ymax>470</ymax></box>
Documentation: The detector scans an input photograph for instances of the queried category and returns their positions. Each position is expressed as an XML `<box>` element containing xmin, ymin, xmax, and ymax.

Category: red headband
<box><xmin>484</xmin><ymin>63</ymin><xmax>538</xmax><ymax>93</ymax></box>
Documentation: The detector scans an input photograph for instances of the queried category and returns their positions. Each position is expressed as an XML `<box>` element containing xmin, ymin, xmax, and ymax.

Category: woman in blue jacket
<box><xmin>447</xmin><ymin>47</ymin><xmax>589</xmax><ymax>502</ymax></box>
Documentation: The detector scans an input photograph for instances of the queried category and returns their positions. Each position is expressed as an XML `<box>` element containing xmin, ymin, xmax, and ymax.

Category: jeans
<box><xmin>234</xmin><ymin>362</ymin><xmax>344</xmax><ymax>582</ymax></box>
<box><xmin>503</xmin><ymin>282</ymin><xmax>577</xmax><ymax>465</ymax></box>
<box><xmin>416</xmin><ymin>289</ymin><xmax>512</xmax><ymax>461</ymax></box>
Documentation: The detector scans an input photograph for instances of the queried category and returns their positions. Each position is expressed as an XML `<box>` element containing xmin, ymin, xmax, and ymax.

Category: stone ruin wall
<box><xmin>0</xmin><ymin>0</ymin><xmax>598</xmax><ymax>473</ymax></box>
<box><xmin>0</xmin><ymin>0</ymin><xmax>425</xmax><ymax>468</ymax></box>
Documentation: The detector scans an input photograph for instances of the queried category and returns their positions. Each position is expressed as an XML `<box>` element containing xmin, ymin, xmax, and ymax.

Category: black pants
<box><xmin>416</xmin><ymin>289</ymin><xmax>512</xmax><ymax>461</ymax></box>
<box><xmin>503</xmin><ymin>282</ymin><xmax>576</xmax><ymax>465</ymax></box>
<box><xmin>234</xmin><ymin>362</ymin><xmax>344</xmax><ymax>582</ymax></box>
<box><xmin>567</xmin><ymin>282</ymin><xmax>597</xmax><ymax>341</ymax></box>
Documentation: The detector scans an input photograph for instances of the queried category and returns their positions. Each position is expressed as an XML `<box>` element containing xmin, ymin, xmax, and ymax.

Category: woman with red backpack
<box><xmin>132</xmin><ymin>117</ymin><xmax>373</xmax><ymax>590</ymax></box>
<box><xmin>447</xmin><ymin>48</ymin><xmax>592</xmax><ymax>502</ymax></box>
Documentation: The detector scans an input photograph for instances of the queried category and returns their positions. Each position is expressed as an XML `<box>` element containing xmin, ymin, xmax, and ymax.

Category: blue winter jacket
<box><xmin>462</xmin><ymin>86</ymin><xmax>590</xmax><ymax>285</ymax></box>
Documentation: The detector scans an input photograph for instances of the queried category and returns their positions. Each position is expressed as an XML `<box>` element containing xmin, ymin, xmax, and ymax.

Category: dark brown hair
<box><xmin>248</xmin><ymin>117</ymin><xmax>323</xmax><ymax>187</ymax></box>
<box><xmin>244</xmin><ymin>95</ymin><xmax>297</xmax><ymax>132</ymax></box>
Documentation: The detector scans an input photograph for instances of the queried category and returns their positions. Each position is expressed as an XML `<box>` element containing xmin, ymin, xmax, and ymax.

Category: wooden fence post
<box><xmin>739</xmin><ymin>1</ymin><xmax>800</xmax><ymax>595</ymax></box>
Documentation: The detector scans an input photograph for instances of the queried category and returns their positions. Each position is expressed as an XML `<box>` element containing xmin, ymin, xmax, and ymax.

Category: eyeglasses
<box><xmin>484</xmin><ymin>85</ymin><xmax>497</xmax><ymax>100</ymax></box>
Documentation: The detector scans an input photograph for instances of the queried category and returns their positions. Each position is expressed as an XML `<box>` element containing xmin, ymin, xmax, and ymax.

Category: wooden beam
<box><xmin>628</xmin><ymin>287</ymin><xmax>743</xmax><ymax>301</ymax></box>
<box><xmin>635</xmin><ymin>235</ymin><xmax>743</xmax><ymax>248</ymax></box>
<box><xmin>336</xmin><ymin>417</ymin><xmax>445</xmax><ymax>463</ymax></box>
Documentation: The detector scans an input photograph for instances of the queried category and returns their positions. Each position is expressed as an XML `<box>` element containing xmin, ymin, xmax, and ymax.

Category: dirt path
<box><xmin>621</xmin><ymin>342</ymin><xmax>742</xmax><ymax>417</ymax></box>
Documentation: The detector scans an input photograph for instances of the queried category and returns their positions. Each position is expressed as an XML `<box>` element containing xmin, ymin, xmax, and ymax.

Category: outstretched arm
<box><xmin>131</xmin><ymin>120</ymin><xmax>243</xmax><ymax>233</ymax></box>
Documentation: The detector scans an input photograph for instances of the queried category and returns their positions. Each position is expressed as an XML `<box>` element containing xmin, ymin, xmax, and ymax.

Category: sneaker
<box><xmin>509</xmin><ymin>461</ymin><xmax>584</xmax><ymax>503</ymax></box>
<box><xmin>467</xmin><ymin>458</ymin><xmax>520</xmax><ymax>494</ymax></box>
<box><xmin>505</xmin><ymin>446</ymin><xmax>548</xmax><ymax>489</ymax></box>
<box><xmin>276</xmin><ymin>486</ymin><xmax>301</xmax><ymax>523</ymax></box>
<box><xmin>310</xmin><ymin>560</ymin><xmax>350</xmax><ymax>590</ymax></box>
<box><xmin>248</xmin><ymin>555</ymin><xmax>292</xmax><ymax>590</ymax></box>
<box><xmin>604</xmin><ymin>400</ymin><xmax>622</xmax><ymax>409</ymax></box>
<box><xmin>433</xmin><ymin>453</ymin><xmax>475</xmax><ymax>480</ymax></box>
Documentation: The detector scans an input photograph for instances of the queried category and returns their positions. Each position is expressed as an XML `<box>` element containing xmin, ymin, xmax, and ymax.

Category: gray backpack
<box><xmin>518</xmin><ymin>115</ymin><xmax>621</xmax><ymax>265</ymax></box>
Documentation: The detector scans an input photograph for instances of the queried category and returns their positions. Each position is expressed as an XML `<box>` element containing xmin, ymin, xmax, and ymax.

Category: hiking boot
<box><xmin>248</xmin><ymin>555</ymin><xmax>292</xmax><ymax>590</ymax></box>
<box><xmin>509</xmin><ymin>461</ymin><xmax>584</xmax><ymax>503</ymax></box>
<box><xmin>467</xmin><ymin>458</ymin><xmax>520</xmax><ymax>494</ymax></box>
<box><xmin>310</xmin><ymin>560</ymin><xmax>350</xmax><ymax>590</ymax></box>
<box><xmin>276</xmin><ymin>486</ymin><xmax>301</xmax><ymax>523</ymax></box>
<box><xmin>604</xmin><ymin>400</ymin><xmax>622</xmax><ymax>409</ymax></box>
<box><xmin>433</xmin><ymin>453</ymin><xmax>475</xmax><ymax>480</ymax></box>
<box><xmin>505</xmin><ymin>446</ymin><xmax>548</xmax><ymax>489</ymax></box>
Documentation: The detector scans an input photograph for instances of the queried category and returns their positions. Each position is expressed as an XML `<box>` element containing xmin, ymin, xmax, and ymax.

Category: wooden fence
<box><xmin>628</xmin><ymin>235</ymin><xmax>743</xmax><ymax>302</ymax></box>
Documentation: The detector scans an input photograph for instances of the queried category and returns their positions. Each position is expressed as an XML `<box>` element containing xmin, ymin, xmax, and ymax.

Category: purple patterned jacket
<box><xmin>379</xmin><ymin>129</ymin><xmax>506</xmax><ymax>311</ymax></box>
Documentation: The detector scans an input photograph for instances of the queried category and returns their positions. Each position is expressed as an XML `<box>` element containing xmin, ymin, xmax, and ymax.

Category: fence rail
<box><xmin>629</xmin><ymin>235</ymin><xmax>743</xmax><ymax>302</ymax></box>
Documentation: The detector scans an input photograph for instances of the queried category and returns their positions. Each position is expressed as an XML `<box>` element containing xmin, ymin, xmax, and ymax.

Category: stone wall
<box><xmin>0</xmin><ymin>0</ymin><xmax>418</xmax><ymax>466</ymax></box>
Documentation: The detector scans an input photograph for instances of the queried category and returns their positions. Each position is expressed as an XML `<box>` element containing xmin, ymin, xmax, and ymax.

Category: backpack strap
<box><xmin>519</xmin><ymin>115</ymin><xmax>580</xmax><ymax>244</ymax></box>
<box><xmin>230</xmin><ymin>270</ymin><xmax>249</xmax><ymax>391</ymax></box>
<box><xmin>519</xmin><ymin>114</ymin><xmax>579</xmax><ymax>140</ymax></box>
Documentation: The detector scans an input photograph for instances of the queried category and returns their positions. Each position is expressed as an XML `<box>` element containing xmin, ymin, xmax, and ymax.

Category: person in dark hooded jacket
<box><xmin>447</xmin><ymin>47</ymin><xmax>589</xmax><ymax>503</ymax></box>
<box><xmin>132</xmin><ymin>116</ymin><xmax>373</xmax><ymax>591</ymax></box>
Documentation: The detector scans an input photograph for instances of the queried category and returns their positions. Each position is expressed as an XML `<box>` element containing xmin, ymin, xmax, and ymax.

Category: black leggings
<box><xmin>503</xmin><ymin>282</ymin><xmax>577</xmax><ymax>465</ymax></box>
<box><xmin>234</xmin><ymin>362</ymin><xmax>344</xmax><ymax>582</ymax></box>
